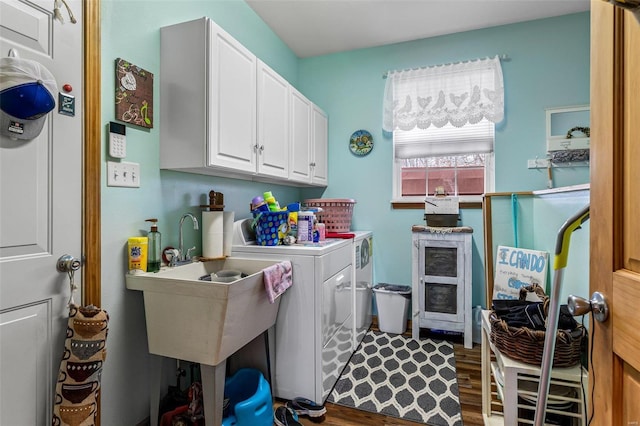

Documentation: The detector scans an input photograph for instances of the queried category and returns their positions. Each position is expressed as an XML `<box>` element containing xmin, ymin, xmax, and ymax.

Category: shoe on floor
<box><xmin>286</xmin><ymin>397</ymin><xmax>327</xmax><ymax>418</ymax></box>
<box><xmin>274</xmin><ymin>406</ymin><xmax>302</xmax><ymax>426</ymax></box>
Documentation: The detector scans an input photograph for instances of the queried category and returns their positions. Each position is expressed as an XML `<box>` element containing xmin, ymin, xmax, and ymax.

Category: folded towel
<box><xmin>326</xmin><ymin>232</ymin><xmax>355</xmax><ymax>239</ymax></box>
<box><xmin>263</xmin><ymin>261</ymin><xmax>293</xmax><ymax>303</ymax></box>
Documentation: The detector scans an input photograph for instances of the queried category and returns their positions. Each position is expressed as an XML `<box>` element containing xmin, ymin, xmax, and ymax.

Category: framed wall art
<box><xmin>115</xmin><ymin>58</ymin><xmax>154</xmax><ymax>129</ymax></box>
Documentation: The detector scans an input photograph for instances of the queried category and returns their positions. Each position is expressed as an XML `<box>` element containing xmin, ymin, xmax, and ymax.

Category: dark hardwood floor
<box><xmin>276</xmin><ymin>323</ymin><xmax>484</xmax><ymax>426</ymax></box>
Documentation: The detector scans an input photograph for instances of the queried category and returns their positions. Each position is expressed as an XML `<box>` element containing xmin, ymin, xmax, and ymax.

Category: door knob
<box><xmin>567</xmin><ymin>291</ymin><xmax>609</xmax><ymax>322</ymax></box>
<box><xmin>57</xmin><ymin>254</ymin><xmax>82</xmax><ymax>273</ymax></box>
<box><xmin>57</xmin><ymin>254</ymin><xmax>83</xmax><ymax>307</ymax></box>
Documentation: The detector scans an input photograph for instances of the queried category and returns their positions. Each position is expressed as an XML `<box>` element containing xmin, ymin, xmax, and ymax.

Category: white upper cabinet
<box><xmin>160</xmin><ymin>17</ymin><xmax>256</xmax><ymax>176</ymax></box>
<box><xmin>208</xmin><ymin>20</ymin><xmax>257</xmax><ymax>171</ymax></box>
<box><xmin>289</xmin><ymin>93</ymin><xmax>328</xmax><ymax>186</ymax></box>
<box><xmin>289</xmin><ymin>87</ymin><xmax>312</xmax><ymax>183</ymax></box>
<box><xmin>160</xmin><ymin>17</ymin><xmax>326</xmax><ymax>186</ymax></box>
<box><xmin>311</xmin><ymin>105</ymin><xmax>328</xmax><ymax>186</ymax></box>
<box><xmin>257</xmin><ymin>60</ymin><xmax>289</xmax><ymax>179</ymax></box>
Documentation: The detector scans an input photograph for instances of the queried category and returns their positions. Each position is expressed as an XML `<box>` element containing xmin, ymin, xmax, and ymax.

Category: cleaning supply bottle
<box><xmin>297</xmin><ymin>211</ymin><xmax>315</xmax><ymax>242</ymax></box>
<box><xmin>145</xmin><ymin>218</ymin><xmax>161</xmax><ymax>272</ymax></box>
<box><xmin>128</xmin><ymin>237</ymin><xmax>148</xmax><ymax>274</ymax></box>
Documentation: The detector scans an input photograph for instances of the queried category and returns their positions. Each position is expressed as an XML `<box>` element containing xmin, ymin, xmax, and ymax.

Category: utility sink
<box><xmin>125</xmin><ymin>257</ymin><xmax>280</xmax><ymax>366</ymax></box>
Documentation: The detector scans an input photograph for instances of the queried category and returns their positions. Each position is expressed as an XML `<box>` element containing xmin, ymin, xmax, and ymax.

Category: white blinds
<box><xmin>383</xmin><ymin>56</ymin><xmax>504</xmax><ymax>133</ymax></box>
<box><xmin>394</xmin><ymin>119</ymin><xmax>494</xmax><ymax>158</ymax></box>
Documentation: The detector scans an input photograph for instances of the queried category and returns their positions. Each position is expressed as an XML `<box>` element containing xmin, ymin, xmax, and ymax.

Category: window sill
<box><xmin>391</xmin><ymin>197</ymin><xmax>483</xmax><ymax>210</ymax></box>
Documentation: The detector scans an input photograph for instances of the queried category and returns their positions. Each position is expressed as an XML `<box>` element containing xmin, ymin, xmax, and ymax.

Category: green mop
<box><xmin>534</xmin><ymin>204</ymin><xmax>589</xmax><ymax>426</ymax></box>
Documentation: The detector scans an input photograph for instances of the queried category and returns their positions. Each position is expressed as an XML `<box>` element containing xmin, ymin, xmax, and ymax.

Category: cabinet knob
<box><xmin>259</xmin><ymin>145</ymin><xmax>264</xmax><ymax>152</ymax></box>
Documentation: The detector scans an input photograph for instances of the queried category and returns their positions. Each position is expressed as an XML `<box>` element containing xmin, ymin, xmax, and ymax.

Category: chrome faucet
<box><xmin>178</xmin><ymin>212</ymin><xmax>199</xmax><ymax>263</ymax></box>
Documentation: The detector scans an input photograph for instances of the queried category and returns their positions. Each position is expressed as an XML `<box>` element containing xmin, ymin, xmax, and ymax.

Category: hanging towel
<box><xmin>52</xmin><ymin>304</ymin><xmax>108</xmax><ymax>426</ymax></box>
<box><xmin>263</xmin><ymin>261</ymin><xmax>293</xmax><ymax>303</ymax></box>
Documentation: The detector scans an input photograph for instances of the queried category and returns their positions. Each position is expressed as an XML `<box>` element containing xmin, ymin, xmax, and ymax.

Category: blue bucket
<box><xmin>253</xmin><ymin>211</ymin><xmax>289</xmax><ymax>246</ymax></box>
<box><xmin>222</xmin><ymin>368</ymin><xmax>273</xmax><ymax>426</ymax></box>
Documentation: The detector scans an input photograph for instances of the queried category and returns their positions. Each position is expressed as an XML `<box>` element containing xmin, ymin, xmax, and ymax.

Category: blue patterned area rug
<box><xmin>328</xmin><ymin>330</ymin><xmax>462</xmax><ymax>426</ymax></box>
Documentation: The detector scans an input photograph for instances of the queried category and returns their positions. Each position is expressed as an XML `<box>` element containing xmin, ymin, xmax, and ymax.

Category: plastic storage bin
<box><xmin>373</xmin><ymin>283</ymin><xmax>411</xmax><ymax>334</ymax></box>
<box><xmin>221</xmin><ymin>368</ymin><xmax>273</xmax><ymax>426</ymax></box>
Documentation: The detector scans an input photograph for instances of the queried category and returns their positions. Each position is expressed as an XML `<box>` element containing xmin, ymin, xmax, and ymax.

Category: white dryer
<box><xmin>231</xmin><ymin>219</ymin><xmax>355</xmax><ymax>403</ymax></box>
<box><xmin>352</xmin><ymin>231</ymin><xmax>373</xmax><ymax>348</ymax></box>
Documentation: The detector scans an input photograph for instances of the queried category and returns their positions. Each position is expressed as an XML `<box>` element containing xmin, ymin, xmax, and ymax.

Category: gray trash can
<box><xmin>373</xmin><ymin>283</ymin><xmax>411</xmax><ymax>334</ymax></box>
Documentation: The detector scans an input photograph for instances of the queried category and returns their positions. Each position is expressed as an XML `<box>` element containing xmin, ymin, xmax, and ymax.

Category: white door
<box><xmin>257</xmin><ymin>59</ymin><xmax>289</xmax><ymax>179</ymax></box>
<box><xmin>289</xmin><ymin>87</ymin><xmax>312</xmax><ymax>183</ymax></box>
<box><xmin>0</xmin><ymin>1</ymin><xmax>83</xmax><ymax>424</ymax></box>
<box><xmin>208</xmin><ymin>19</ymin><xmax>257</xmax><ymax>171</ymax></box>
<box><xmin>311</xmin><ymin>104</ymin><xmax>328</xmax><ymax>186</ymax></box>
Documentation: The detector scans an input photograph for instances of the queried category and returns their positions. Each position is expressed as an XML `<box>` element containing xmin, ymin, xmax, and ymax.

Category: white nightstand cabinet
<box><xmin>481</xmin><ymin>310</ymin><xmax>588</xmax><ymax>425</ymax></box>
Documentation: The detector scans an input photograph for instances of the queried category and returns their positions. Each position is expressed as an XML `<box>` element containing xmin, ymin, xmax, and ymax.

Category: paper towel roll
<box><xmin>202</xmin><ymin>211</ymin><xmax>224</xmax><ymax>258</ymax></box>
<box><xmin>203</xmin><ymin>232</ymin><xmax>223</xmax><ymax>258</ymax></box>
<box><xmin>223</xmin><ymin>211</ymin><xmax>235</xmax><ymax>256</ymax></box>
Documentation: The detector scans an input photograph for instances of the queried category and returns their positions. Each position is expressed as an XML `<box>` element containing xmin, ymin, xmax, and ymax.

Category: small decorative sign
<box><xmin>115</xmin><ymin>58</ymin><xmax>154</xmax><ymax>129</ymax></box>
<box><xmin>493</xmin><ymin>245</ymin><xmax>548</xmax><ymax>300</ymax></box>
<box><xmin>424</xmin><ymin>196</ymin><xmax>459</xmax><ymax>214</ymax></box>
<box><xmin>58</xmin><ymin>93</ymin><xmax>75</xmax><ymax>116</ymax></box>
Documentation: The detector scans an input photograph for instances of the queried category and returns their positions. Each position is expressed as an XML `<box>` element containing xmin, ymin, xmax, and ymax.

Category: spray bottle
<box><xmin>146</xmin><ymin>218</ymin><xmax>161</xmax><ymax>272</ymax></box>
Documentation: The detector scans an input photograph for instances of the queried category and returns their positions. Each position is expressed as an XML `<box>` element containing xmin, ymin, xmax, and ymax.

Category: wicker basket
<box><xmin>303</xmin><ymin>198</ymin><xmax>356</xmax><ymax>233</ymax></box>
<box><xmin>489</xmin><ymin>283</ymin><xmax>586</xmax><ymax>368</ymax></box>
<box><xmin>489</xmin><ymin>310</ymin><xmax>585</xmax><ymax>367</ymax></box>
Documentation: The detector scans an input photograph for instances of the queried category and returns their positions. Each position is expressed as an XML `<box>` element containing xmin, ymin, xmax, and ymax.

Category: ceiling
<box><xmin>246</xmin><ymin>0</ymin><xmax>590</xmax><ymax>58</ymax></box>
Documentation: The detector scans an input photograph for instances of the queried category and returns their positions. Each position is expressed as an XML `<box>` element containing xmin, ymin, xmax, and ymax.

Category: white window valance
<box><xmin>383</xmin><ymin>56</ymin><xmax>504</xmax><ymax>132</ymax></box>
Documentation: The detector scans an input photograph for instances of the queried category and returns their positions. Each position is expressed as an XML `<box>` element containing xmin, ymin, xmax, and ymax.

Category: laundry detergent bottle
<box><xmin>145</xmin><ymin>218</ymin><xmax>161</xmax><ymax>272</ymax></box>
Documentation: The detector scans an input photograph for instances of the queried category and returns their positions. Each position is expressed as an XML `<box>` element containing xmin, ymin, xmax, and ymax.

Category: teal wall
<box><xmin>100</xmin><ymin>1</ymin><xmax>299</xmax><ymax>423</ymax></box>
<box><xmin>487</xmin><ymin>188</ymin><xmax>590</xmax><ymax>312</ymax></box>
<box><xmin>99</xmin><ymin>2</ymin><xmax>590</xmax><ymax>423</ymax></box>
<box><xmin>297</xmin><ymin>12</ymin><xmax>590</xmax><ymax>311</ymax></box>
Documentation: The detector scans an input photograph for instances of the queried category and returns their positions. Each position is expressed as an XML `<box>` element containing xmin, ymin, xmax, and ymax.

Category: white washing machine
<box><xmin>352</xmin><ymin>231</ymin><xmax>373</xmax><ymax>348</ymax></box>
<box><xmin>231</xmin><ymin>219</ymin><xmax>355</xmax><ymax>403</ymax></box>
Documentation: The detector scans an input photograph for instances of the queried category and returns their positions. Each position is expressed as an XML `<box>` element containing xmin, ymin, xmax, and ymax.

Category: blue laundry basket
<box><xmin>221</xmin><ymin>368</ymin><xmax>273</xmax><ymax>426</ymax></box>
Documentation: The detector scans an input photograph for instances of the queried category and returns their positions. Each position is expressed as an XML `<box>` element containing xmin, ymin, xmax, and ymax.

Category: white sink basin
<box><xmin>126</xmin><ymin>257</ymin><xmax>280</xmax><ymax>366</ymax></box>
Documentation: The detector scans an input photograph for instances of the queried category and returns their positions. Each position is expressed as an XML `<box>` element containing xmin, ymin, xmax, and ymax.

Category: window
<box><xmin>383</xmin><ymin>56</ymin><xmax>504</xmax><ymax>202</ymax></box>
<box><xmin>393</xmin><ymin>119</ymin><xmax>495</xmax><ymax>201</ymax></box>
<box><xmin>399</xmin><ymin>155</ymin><xmax>488</xmax><ymax>196</ymax></box>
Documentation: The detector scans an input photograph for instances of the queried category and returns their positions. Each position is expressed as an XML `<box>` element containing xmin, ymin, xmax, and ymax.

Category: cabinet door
<box><xmin>417</xmin><ymin>238</ymin><xmax>465</xmax><ymax>324</ymax></box>
<box><xmin>207</xmin><ymin>21</ymin><xmax>257</xmax><ymax>171</ymax></box>
<box><xmin>311</xmin><ymin>105</ymin><xmax>328</xmax><ymax>186</ymax></box>
<box><xmin>289</xmin><ymin>88</ymin><xmax>312</xmax><ymax>183</ymax></box>
<box><xmin>257</xmin><ymin>60</ymin><xmax>289</xmax><ymax>178</ymax></box>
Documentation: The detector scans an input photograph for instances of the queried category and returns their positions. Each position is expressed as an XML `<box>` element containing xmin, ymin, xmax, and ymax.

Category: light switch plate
<box><xmin>107</xmin><ymin>161</ymin><xmax>140</xmax><ymax>187</ymax></box>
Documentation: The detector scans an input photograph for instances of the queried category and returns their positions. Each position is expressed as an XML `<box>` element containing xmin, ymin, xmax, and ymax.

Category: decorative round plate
<box><xmin>349</xmin><ymin>129</ymin><xmax>373</xmax><ymax>156</ymax></box>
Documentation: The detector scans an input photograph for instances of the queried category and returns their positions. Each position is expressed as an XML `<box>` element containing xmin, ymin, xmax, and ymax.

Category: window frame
<box><xmin>392</xmin><ymin>149</ymin><xmax>495</xmax><ymax>205</ymax></box>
